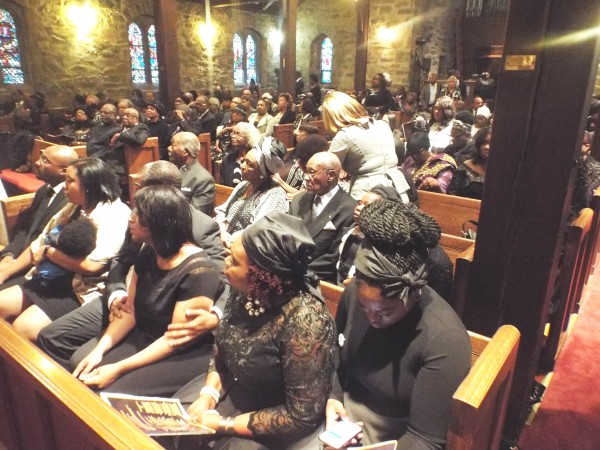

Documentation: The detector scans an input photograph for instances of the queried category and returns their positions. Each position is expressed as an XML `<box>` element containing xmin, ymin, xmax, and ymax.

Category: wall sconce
<box><xmin>198</xmin><ymin>22</ymin><xmax>216</xmax><ymax>47</ymax></box>
<box><xmin>377</xmin><ymin>26</ymin><xmax>397</xmax><ymax>43</ymax></box>
<box><xmin>269</xmin><ymin>30</ymin><xmax>283</xmax><ymax>48</ymax></box>
<box><xmin>66</xmin><ymin>2</ymin><xmax>99</xmax><ymax>41</ymax></box>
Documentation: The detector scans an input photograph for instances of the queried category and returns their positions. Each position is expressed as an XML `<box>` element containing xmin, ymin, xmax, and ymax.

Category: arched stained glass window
<box><xmin>245</xmin><ymin>35</ymin><xmax>256</xmax><ymax>84</ymax></box>
<box><xmin>320</xmin><ymin>37</ymin><xmax>333</xmax><ymax>84</ymax></box>
<box><xmin>128</xmin><ymin>23</ymin><xmax>146</xmax><ymax>84</ymax></box>
<box><xmin>148</xmin><ymin>25</ymin><xmax>159</xmax><ymax>85</ymax></box>
<box><xmin>233</xmin><ymin>34</ymin><xmax>244</xmax><ymax>85</ymax></box>
<box><xmin>0</xmin><ymin>8</ymin><xmax>24</xmax><ymax>84</ymax></box>
<box><xmin>233</xmin><ymin>31</ymin><xmax>260</xmax><ymax>85</ymax></box>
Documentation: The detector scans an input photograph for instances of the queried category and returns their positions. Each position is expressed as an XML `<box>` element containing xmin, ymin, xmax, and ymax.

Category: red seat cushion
<box><xmin>0</xmin><ymin>169</ymin><xmax>45</xmax><ymax>193</ymax></box>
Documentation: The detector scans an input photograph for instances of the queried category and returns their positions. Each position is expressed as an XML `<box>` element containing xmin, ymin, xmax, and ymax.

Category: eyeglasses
<box><xmin>305</xmin><ymin>169</ymin><xmax>325</xmax><ymax>179</ymax></box>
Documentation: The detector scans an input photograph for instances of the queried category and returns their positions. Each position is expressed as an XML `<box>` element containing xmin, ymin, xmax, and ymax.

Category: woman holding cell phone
<box><xmin>326</xmin><ymin>200</ymin><xmax>471</xmax><ymax>449</ymax></box>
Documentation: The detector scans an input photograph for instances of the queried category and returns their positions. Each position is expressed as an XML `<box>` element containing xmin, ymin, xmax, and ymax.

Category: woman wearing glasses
<box><xmin>326</xmin><ymin>199</ymin><xmax>471</xmax><ymax>449</ymax></box>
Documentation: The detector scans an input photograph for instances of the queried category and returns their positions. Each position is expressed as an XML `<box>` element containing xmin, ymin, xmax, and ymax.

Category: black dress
<box><xmin>70</xmin><ymin>245</ymin><xmax>225</xmax><ymax>396</ymax></box>
<box><xmin>175</xmin><ymin>291</ymin><xmax>336</xmax><ymax>449</ymax></box>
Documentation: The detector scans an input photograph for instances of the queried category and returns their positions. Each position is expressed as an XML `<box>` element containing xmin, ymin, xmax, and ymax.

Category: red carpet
<box><xmin>518</xmin><ymin>272</ymin><xmax>600</xmax><ymax>449</ymax></box>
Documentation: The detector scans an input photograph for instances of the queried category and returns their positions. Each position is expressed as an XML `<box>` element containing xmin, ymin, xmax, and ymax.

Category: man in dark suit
<box><xmin>168</xmin><ymin>131</ymin><xmax>215</xmax><ymax>216</ymax></box>
<box><xmin>289</xmin><ymin>152</ymin><xmax>356</xmax><ymax>282</ymax></box>
<box><xmin>37</xmin><ymin>160</ymin><xmax>227</xmax><ymax>369</ymax></box>
<box><xmin>0</xmin><ymin>145</ymin><xmax>79</xmax><ymax>279</ymax></box>
<box><xmin>295</xmin><ymin>70</ymin><xmax>305</xmax><ymax>100</ymax></box>
<box><xmin>194</xmin><ymin>95</ymin><xmax>218</xmax><ymax>142</ymax></box>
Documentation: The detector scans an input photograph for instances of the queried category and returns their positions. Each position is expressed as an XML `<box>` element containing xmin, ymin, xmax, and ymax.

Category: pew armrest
<box><xmin>0</xmin><ymin>192</ymin><xmax>36</xmax><ymax>246</ymax></box>
<box><xmin>447</xmin><ymin>325</ymin><xmax>520</xmax><ymax>450</ymax></box>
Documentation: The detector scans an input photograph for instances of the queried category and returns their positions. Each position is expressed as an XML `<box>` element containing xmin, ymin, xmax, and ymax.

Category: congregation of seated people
<box><xmin>3</xmin><ymin>78</ymin><xmax>578</xmax><ymax>450</ymax></box>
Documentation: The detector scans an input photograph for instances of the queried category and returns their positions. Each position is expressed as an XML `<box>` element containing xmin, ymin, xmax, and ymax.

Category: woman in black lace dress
<box><xmin>175</xmin><ymin>212</ymin><xmax>335</xmax><ymax>449</ymax></box>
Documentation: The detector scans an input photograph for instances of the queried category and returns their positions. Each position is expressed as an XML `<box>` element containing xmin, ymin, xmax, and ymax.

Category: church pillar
<box><xmin>461</xmin><ymin>0</ymin><xmax>600</xmax><ymax>443</ymax></box>
<box><xmin>154</xmin><ymin>0</ymin><xmax>181</xmax><ymax>110</ymax></box>
<box><xmin>280</xmin><ymin>0</ymin><xmax>297</xmax><ymax>95</ymax></box>
<box><xmin>354</xmin><ymin>0</ymin><xmax>370</xmax><ymax>94</ymax></box>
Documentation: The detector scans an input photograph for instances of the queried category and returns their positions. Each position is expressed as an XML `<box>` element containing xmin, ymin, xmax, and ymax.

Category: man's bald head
<box><xmin>304</xmin><ymin>152</ymin><xmax>342</xmax><ymax>195</ymax></box>
<box><xmin>36</xmin><ymin>145</ymin><xmax>79</xmax><ymax>186</ymax></box>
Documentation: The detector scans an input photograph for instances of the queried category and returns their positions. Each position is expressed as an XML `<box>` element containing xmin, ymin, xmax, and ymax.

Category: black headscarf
<box><xmin>242</xmin><ymin>212</ymin><xmax>323</xmax><ymax>301</ymax></box>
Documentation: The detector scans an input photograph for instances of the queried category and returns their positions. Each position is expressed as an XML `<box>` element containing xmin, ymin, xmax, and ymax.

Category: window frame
<box><xmin>128</xmin><ymin>19</ymin><xmax>159</xmax><ymax>86</ymax></box>
<box><xmin>0</xmin><ymin>4</ymin><xmax>27</xmax><ymax>86</ymax></box>
<box><xmin>232</xmin><ymin>30</ymin><xmax>260</xmax><ymax>86</ymax></box>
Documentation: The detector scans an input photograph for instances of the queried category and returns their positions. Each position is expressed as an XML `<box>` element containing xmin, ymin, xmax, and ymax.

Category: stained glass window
<box><xmin>0</xmin><ymin>8</ymin><xmax>24</xmax><ymax>84</ymax></box>
<box><xmin>128</xmin><ymin>23</ymin><xmax>146</xmax><ymax>84</ymax></box>
<box><xmin>245</xmin><ymin>35</ymin><xmax>256</xmax><ymax>84</ymax></box>
<box><xmin>148</xmin><ymin>25</ymin><xmax>159</xmax><ymax>84</ymax></box>
<box><xmin>320</xmin><ymin>37</ymin><xmax>333</xmax><ymax>84</ymax></box>
<box><xmin>233</xmin><ymin>34</ymin><xmax>244</xmax><ymax>85</ymax></box>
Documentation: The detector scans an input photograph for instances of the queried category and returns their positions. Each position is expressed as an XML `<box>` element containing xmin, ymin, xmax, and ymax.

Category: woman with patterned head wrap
<box><xmin>326</xmin><ymin>199</ymin><xmax>471</xmax><ymax>449</ymax></box>
<box><xmin>214</xmin><ymin>137</ymin><xmax>288</xmax><ymax>248</ymax></box>
<box><xmin>174</xmin><ymin>212</ymin><xmax>335</xmax><ymax>449</ymax></box>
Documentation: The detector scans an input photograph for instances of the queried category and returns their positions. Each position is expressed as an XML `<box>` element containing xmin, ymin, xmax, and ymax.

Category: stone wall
<box><xmin>297</xmin><ymin>0</ymin><xmax>357</xmax><ymax>91</ymax></box>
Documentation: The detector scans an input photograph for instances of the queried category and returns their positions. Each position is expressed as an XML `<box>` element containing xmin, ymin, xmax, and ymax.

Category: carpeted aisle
<box><xmin>518</xmin><ymin>271</ymin><xmax>600</xmax><ymax>450</ymax></box>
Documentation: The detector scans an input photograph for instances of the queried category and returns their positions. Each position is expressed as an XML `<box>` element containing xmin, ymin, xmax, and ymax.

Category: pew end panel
<box><xmin>124</xmin><ymin>136</ymin><xmax>160</xmax><ymax>178</ymax></box>
<box><xmin>0</xmin><ymin>318</ymin><xmax>162</xmax><ymax>450</ymax></box>
<box><xmin>0</xmin><ymin>115</ymin><xmax>15</xmax><ymax>133</ymax></box>
<box><xmin>440</xmin><ymin>233</ymin><xmax>475</xmax><ymax>269</ymax></box>
<box><xmin>450</xmin><ymin>244</ymin><xmax>476</xmax><ymax>318</ymax></box>
<box><xmin>0</xmin><ymin>192</ymin><xmax>36</xmax><ymax>246</ymax></box>
<box><xmin>447</xmin><ymin>325</ymin><xmax>520</xmax><ymax>450</ymax></box>
<box><xmin>419</xmin><ymin>191</ymin><xmax>481</xmax><ymax>237</ymax></box>
<box><xmin>197</xmin><ymin>132</ymin><xmax>213</xmax><ymax>176</ymax></box>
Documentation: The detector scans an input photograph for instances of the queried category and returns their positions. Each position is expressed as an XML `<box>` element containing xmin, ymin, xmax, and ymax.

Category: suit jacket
<box><xmin>419</xmin><ymin>83</ymin><xmax>440</xmax><ymax>110</ymax></box>
<box><xmin>0</xmin><ymin>185</ymin><xmax>67</xmax><ymax>259</ymax></box>
<box><xmin>181</xmin><ymin>160</ymin><xmax>215</xmax><ymax>216</ymax></box>
<box><xmin>289</xmin><ymin>188</ymin><xmax>356</xmax><ymax>283</ymax></box>
<box><xmin>198</xmin><ymin>111</ymin><xmax>217</xmax><ymax>142</ymax></box>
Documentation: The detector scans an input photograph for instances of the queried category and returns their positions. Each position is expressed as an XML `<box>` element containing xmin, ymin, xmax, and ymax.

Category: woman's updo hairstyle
<box><xmin>359</xmin><ymin>199</ymin><xmax>441</xmax><ymax>274</ymax></box>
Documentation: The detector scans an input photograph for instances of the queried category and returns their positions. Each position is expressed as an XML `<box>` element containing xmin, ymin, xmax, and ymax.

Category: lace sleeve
<box><xmin>247</xmin><ymin>297</ymin><xmax>335</xmax><ymax>437</ymax></box>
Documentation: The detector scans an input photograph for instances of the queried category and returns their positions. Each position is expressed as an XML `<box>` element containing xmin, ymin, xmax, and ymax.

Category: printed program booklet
<box><xmin>100</xmin><ymin>392</ymin><xmax>215</xmax><ymax>436</ymax></box>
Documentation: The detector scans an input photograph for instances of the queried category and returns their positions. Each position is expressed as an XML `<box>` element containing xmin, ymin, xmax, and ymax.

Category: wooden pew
<box><xmin>214</xmin><ymin>184</ymin><xmax>234</xmax><ymax>211</ymax></box>
<box><xmin>440</xmin><ymin>233</ymin><xmax>475</xmax><ymax>269</ymax></box>
<box><xmin>583</xmin><ymin>185</ymin><xmax>600</xmax><ymax>282</ymax></box>
<box><xmin>540</xmin><ymin>208</ymin><xmax>593</xmax><ymax>370</ymax></box>
<box><xmin>0</xmin><ymin>192</ymin><xmax>36</xmax><ymax>246</ymax></box>
<box><xmin>0</xmin><ymin>319</ymin><xmax>162</xmax><ymax>450</ymax></box>
<box><xmin>447</xmin><ymin>325</ymin><xmax>520</xmax><ymax>450</ymax></box>
<box><xmin>273</xmin><ymin>123</ymin><xmax>295</xmax><ymax>149</ymax></box>
<box><xmin>197</xmin><ymin>132</ymin><xmax>213</xmax><ymax>176</ymax></box>
<box><xmin>124</xmin><ymin>136</ymin><xmax>159</xmax><ymax>177</ymax></box>
<box><xmin>419</xmin><ymin>191</ymin><xmax>481</xmax><ymax>237</ymax></box>
<box><xmin>318</xmin><ymin>281</ymin><xmax>520</xmax><ymax>450</ymax></box>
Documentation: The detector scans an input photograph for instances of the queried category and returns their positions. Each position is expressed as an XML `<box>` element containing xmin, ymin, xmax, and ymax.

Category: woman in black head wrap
<box><xmin>327</xmin><ymin>199</ymin><xmax>471</xmax><ymax>449</ymax></box>
<box><xmin>175</xmin><ymin>212</ymin><xmax>335</xmax><ymax>449</ymax></box>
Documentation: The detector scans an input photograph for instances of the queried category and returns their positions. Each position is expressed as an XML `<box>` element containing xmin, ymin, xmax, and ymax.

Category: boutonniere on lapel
<box><xmin>324</xmin><ymin>217</ymin><xmax>336</xmax><ymax>231</ymax></box>
<box><xmin>338</xmin><ymin>333</ymin><xmax>345</xmax><ymax>348</ymax></box>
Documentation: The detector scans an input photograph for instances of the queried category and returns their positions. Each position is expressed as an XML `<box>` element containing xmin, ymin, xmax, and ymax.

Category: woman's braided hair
<box><xmin>359</xmin><ymin>199</ymin><xmax>441</xmax><ymax>274</ymax></box>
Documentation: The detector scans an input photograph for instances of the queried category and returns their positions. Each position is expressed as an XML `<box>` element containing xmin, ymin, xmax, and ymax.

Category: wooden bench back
<box><xmin>447</xmin><ymin>325</ymin><xmax>520</xmax><ymax>450</ymax></box>
<box><xmin>419</xmin><ymin>191</ymin><xmax>481</xmax><ymax>237</ymax></box>
<box><xmin>541</xmin><ymin>208</ymin><xmax>593</xmax><ymax>369</ymax></box>
<box><xmin>198</xmin><ymin>132</ymin><xmax>212</xmax><ymax>175</ymax></box>
<box><xmin>273</xmin><ymin>123</ymin><xmax>295</xmax><ymax>149</ymax></box>
<box><xmin>214</xmin><ymin>184</ymin><xmax>234</xmax><ymax>211</ymax></box>
<box><xmin>30</xmin><ymin>138</ymin><xmax>57</xmax><ymax>163</ymax></box>
<box><xmin>318</xmin><ymin>281</ymin><xmax>519</xmax><ymax>450</ymax></box>
<box><xmin>0</xmin><ymin>319</ymin><xmax>162</xmax><ymax>450</ymax></box>
<box><xmin>584</xmin><ymin>186</ymin><xmax>600</xmax><ymax>282</ymax></box>
<box><xmin>124</xmin><ymin>136</ymin><xmax>159</xmax><ymax>176</ymax></box>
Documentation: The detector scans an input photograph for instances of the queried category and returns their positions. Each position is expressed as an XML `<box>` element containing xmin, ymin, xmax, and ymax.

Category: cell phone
<box><xmin>319</xmin><ymin>420</ymin><xmax>362</xmax><ymax>449</ymax></box>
